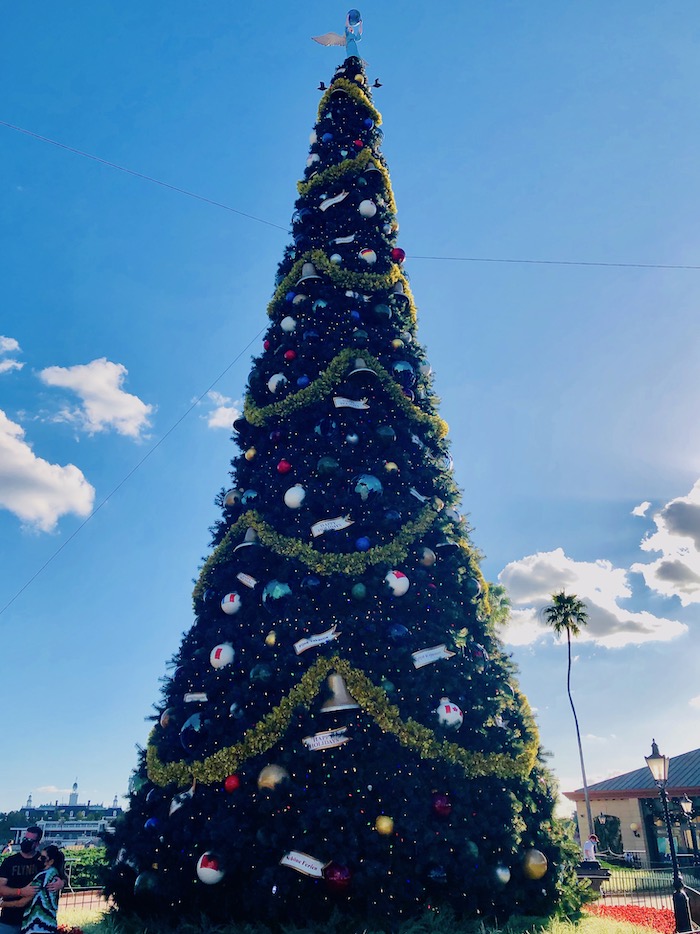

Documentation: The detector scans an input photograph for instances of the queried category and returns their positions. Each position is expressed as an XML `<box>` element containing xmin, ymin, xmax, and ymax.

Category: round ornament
<box><xmin>354</xmin><ymin>474</ymin><xmax>383</xmax><ymax>502</ymax></box>
<box><xmin>391</xmin><ymin>247</ymin><xmax>406</xmax><ymax>263</ymax></box>
<box><xmin>330</xmin><ymin>253</ymin><xmax>342</xmax><ymax>264</ymax></box>
<box><xmin>321</xmin><ymin>132</ymin><xmax>334</xmax><ymax>143</ymax></box>
<box><xmin>283</xmin><ymin>349</ymin><xmax>296</xmax><ymax>361</ymax></box>
<box><xmin>375</xmin><ymin>816</ymin><xmax>394</xmax><ymax>835</ymax></box>
<box><xmin>388</xmin><ymin>623</ymin><xmax>410</xmax><ymax>643</ymax></box>
<box><xmin>301</xmin><ymin>574</ymin><xmax>322</xmax><ymax>593</ymax></box>
<box><xmin>427</xmin><ymin>864</ymin><xmax>447</xmax><ymax>886</ymax></box>
<box><xmin>384</xmin><ymin>569</ymin><xmax>410</xmax><ymax>596</ymax></box>
<box><xmin>223</xmin><ymin>489</ymin><xmax>241</xmax><ymax>508</ymax></box>
<box><xmin>284</xmin><ymin>484</ymin><xmax>306</xmax><ymax>508</ymax></box>
<box><xmin>431</xmin><ymin>792</ymin><xmax>452</xmax><ymax>818</ymax></box>
<box><xmin>296</xmin><ymin>375</ymin><xmax>310</xmax><ymax>388</ymax></box>
<box><xmin>376</xmin><ymin>425</ymin><xmax>396</xmax><ymax>444</ymax></box>
<box><xmin>280</xmin><ymin>316</ymin><xmax>296</xmax><ymax>333</ymax></box>
<box><xmin>435</xmin><ymin>697</ymin><xmax>463</xmax><ymax>729</ymax></box>
<box><xmin>355</xmin><ymin>536</ymin><xmax>371</xmax><ymax>552</ymax></box>
<box><xmin>392</xmin><ymin>360</ymin><xmax>416</xmax><ymax>388</ymax></box>
<box><xmin>317</xmin><ymin>456</ymin><xmax>340</xmax><ymax>475</ymax></box>
<box><xmin>134</xmin><ymin>870</ymin><xmax>159</xmax><ymax>896</ymax></box>
<box><xmin>257</xmin><ymin>764</ymin><xmax>290</xmax><ymax>790</ymax></box>
<box><xmin>277</xmin><ymin>458</ymin><xmax>292</xmax><ymax>474</ymax></box>
<box><xmin>196</xmin><ymin>852</ymin><xmax>225</xmax><ymax>885</ymax></box>
<box><xmin>221</xmin><ymin>592</ymin><xmax>242</xmax><ymax>616</ymax></box>
<box><xmin>144</xmin><ymin>817</ymin><xmax>160</xmax><ymax>832</ymax></box>
<box><xmin>345</xmin><ymin>432</ymin><xmax>360</xmax><ymax>445</ymax></box>
<box><xmin>303</xmin><ymin>328</ymin><xmax>320</xmax><ymax>342</ymax></box>
<box><xmin>267</xmin><ymin>373</ymin><xmax>288</xmax><ymax>394</ymax></box>
<box><xmin>384</xmin><ymin>461</ymin><xmax>399</xmax><ymax>472</ymax></box>
<box><xmin>523</xmin><ymin>849</ymin><xmax>548</xmax><ymax>880</ymax></box>
<box><xmin>244</xmin><ymin>447</ymin><xmax>256</xmax><ymax>461</ymax></box>
<box><xmin>240</xmin><ymin>489</ymin><xmax>258</xmax><ymax>506</ymax></box>
<box><xmin>363</xmin><ymin>117</ymin><xmax>374</xmax><ymax>129</ymax></box>
<box><xmin>262</xmin><ymin>580</ymin><xmax>293</xmax><ymax>616</ymax></box>
<box><xmin>265</xmin><ymin>630</ymin><xmax>277</xmax><ymax>646</ymax></box>
<box><xmin>359</xmin><ymin>199</ymin><xmax>377</xmax><ymax>218</ymax></box>
<box><xmin>224</xmin><ymin>774</ymin><xmax>241</xmax><ymax>793</ymax></box>
<box><xmin>351</xmin><ymin>582</ymin><xmax>367</xmax><ymax>600</ymax></box>
<box><xmin>250</xmin><ymin>663</ymin><xmax>272</xmax><ymax>683</ymax></box>
<box><xmin>419</xmin><ymin>547</ymin><xmax>437</xmax><ymax>567</ymax></box>
<box><xmin>495</xmin><ymin>865</ymin><xmax>512</xmax><ymax>885</ymax></box>
<box><xmin>309</xmin><ymin>130</ymin><xmax>317</xmax><ymax>144</ymax></box>
<box><xmin>391</xmin><ymin>338</ymin><xmax>404</xmax><ymax>350</ymax></box>
<box><xmin>323</xmin><ymin>861</ymin><xmax>352</xmax><ymax>894</ymax></box>
<box><xmin>351</xmin><ymin>328</ymin><xmax>369</xmax><ymax>346</ymax></box>
<box><xmin>210</xmin><ymin>643</ymin><xmax>235</xmax><ymax>668</ymax></box>
<box><xmin>306</xmin><ymin>153</ymin><xmax>320</xmax><ymax>168</ymax></box>
<box><xmin>383</xmin><ymin>508</ymin><xmax>402</xmax><ymax>528</ymax></box>
<box><xmin>359</xmin><ymin>248</ymin><xmax>377</xmax><ymax>264</ymax></box>
<box><xmin>373</xmin><ymin>303</ymin><xmax>392</xmax><ymax>321</ymax></box>
<box><xmin>159</xmin><ymin>708</ymin><xmax>175</xmax><ymax>729</ymax></box>
<box><xmin>180</xmin><ymin>713</ymin><xmax>205</xmax><ymax>753</ymax></box>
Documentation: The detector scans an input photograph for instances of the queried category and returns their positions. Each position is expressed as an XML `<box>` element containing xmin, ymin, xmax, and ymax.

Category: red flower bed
<box><xmin>58</xmin><ymin>926</ymin><xmax>85</xmax><ymax>934</ymax></box>
<box><xmin>585</xmin><ymin>903</ymin><xmax>675</xmax><ymax>932</ymax></box>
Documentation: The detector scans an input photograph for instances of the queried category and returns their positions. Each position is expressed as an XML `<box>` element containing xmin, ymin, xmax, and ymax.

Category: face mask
<box><xmin>20</xmin><ymin>840</ymin><xmax>36</xmax><ymax>855</ymax></box>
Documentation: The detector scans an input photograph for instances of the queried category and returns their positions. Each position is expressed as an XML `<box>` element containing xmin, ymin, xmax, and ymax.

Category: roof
<box><xmin>565</xmin><ymin>747</ymin><xmax>700</xmax><ymax>801</ymax></box>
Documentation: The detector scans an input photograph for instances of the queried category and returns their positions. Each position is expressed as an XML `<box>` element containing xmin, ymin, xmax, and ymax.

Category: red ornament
<box><xmin>323</xmin><ymin>861</ymin><xmax>352</xmax><ymax>894</ymax></box>
<box><xmin>353</xmin><ymin>139</ymin><xmax>364</xmax><ymax>149</ymax></box>
<box><xmin>284</xmin><ymin>350</ymin><xmax>297</xmax><ymax>361</ymax></box>
<box><xmin>277</xmin><ymin>459</ymin><xmax>292</xmax><ymax>474</ymax></box>
<box><xmin>224</xmin><ymin>774</ymin><xmax>241</xmax><ymax>793</ymax></box>
<box><xmin>391</xmin><ymin>247</ymin><xmax>406</xmax><ymax>263</ymax></box>
<box><xmin>431</xmin><ymin>792</ymin><xmax>452</xmax><ymax>818</ymax></box>
<box><xmin>263</xmin><ymin>339</ymin><xmax>271</xmax><ymax>350</ymax></box>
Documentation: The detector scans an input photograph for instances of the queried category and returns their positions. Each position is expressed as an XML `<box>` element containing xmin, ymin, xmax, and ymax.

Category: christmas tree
<box><xmin>106</xmin><ymin>13</ymin><xmax>580</xmax><ymax>930</ymax></box>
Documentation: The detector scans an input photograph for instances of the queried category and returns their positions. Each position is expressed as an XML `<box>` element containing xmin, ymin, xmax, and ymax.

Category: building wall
<box><xmin>575</xmin><ymin>798</ymin><xmax>646</xmax><ymax>856</ymax></box>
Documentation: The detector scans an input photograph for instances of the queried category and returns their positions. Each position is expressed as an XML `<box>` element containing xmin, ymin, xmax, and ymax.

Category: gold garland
<box><xmin>297</xmin><ymin>148</ymin><xmax>398</xmax><ymax>216</ymax></box>
<box><xmin>317</xmin><ymin>78</ymin><xmax>382</xmax><ymax>127</ymax></box>
<box><xmin>244</xmin><ymin>347</ymin><xmax>448</xmax><ymax>438</ymax></box>
<box><xmin>146</xmin><ymin>655</ymin><xmax>538</xmax><ymax>787</ymax></box>
<box><xmin>195</xmin><ymin>504</ymin><xmax>442</xmax><ymax>592</ymax></box>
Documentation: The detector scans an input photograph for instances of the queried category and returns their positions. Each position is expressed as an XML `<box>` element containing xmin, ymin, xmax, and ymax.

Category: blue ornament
<box><xmin>134</xmin><ymin>870</ymin><xmax>159</xmax><ymax>896</ymax></box>
<box><xmin>241</xmin><ymin>489</ymin><xmax>259</xmax><ymax>506</ymax></box>
<box><xmin>144</xmin><ymin>817</ymin><xmax>160</xmax><ymax>832</ymax></box>
<box><xmin>180</xmin><ymin>713</ymin><xmax>205</xmax><ymax>753</ymax></box>
<box><xmin>262</xmin><ymin>580</ymin><xmax>293</xmax><ymax>617</ymax></box>
<box><xmin>354</xmin><ymin>474</ymin><xmax>383</xmax><ymax>502</ymax></box>
<box><xmin>384</xmin><ymin>508</ymin><xmax>402</xmax><ymax>528</ymax></box>
<box><xmin>297</xmin><ymin>375</ymin><xmax>310</xmax><ymax>388</ymax></box>
<box><xmin>355</xmin><ymin>536</ymin><xmax>371</xmax><ymax>552</ymax></box>
<box><xmin>301</xmin><ymin>575</ymin><xmax>323</xmax><ymax>593</ymax></box>
<box><xmin>322</xmin><ymin>132</ymin><xmax>334</xmax><ymax>143</ymax></box>
<box><xmin>392</xmin><ymin>360</ymin><xmax>416</xmax><ymax>389</ymax></box>
<box><xmin>303</xmin><ymin>329</ymin><xmax>320</xmax><ymax>342</ymax></box>
<box><xmin>350</xmin><ymin>309</ymin><xmax>362</xmax><ymax>322</ymax></box>
<box><xmin>285</xmin><ymin>291</ymin><xmax>296</xmax><ymax>303</ymax></box>
<box><xmin>388</xmin><ymin>623</ymin><xmax>410</xmax><ymax>644</ymax></box>
<box><xmin>363</xmin><ymin>117</ymin><xmax>374</xmax><ymax>130</ymax></box>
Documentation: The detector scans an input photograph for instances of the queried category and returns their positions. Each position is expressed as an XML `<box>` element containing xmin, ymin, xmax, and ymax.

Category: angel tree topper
<box><xmin>313</xmin><ymin>9</ymin><xmax>363</xmax><ymax>58</ymax></box>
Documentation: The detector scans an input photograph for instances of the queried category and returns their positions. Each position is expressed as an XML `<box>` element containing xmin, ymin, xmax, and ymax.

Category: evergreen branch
<box><xmin>146</xmin><ymin>654</ymin><xmax>537</xmax><ymax>787</ymax></box>
<box><xmin>316</xmin><ymin>78</ymin><xmax>382</xmax><ymax>127</ymax></box>
<box><xmin>297</xmin><ymin>147</ymin><xmax>397</xmax><ymax>215</ymax></box>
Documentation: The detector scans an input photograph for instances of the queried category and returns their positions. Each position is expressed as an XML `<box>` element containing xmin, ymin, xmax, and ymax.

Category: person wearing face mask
<box><xmin>0</xmin><ymin>829</ymin><xmax>63</xmax><ymax>934</ymax></box>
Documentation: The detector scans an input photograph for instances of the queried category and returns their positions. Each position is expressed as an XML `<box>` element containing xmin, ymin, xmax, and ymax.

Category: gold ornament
<box><xmin>522</xmin><ymin>848</ymin><xmax>548</xmax><ymax>880</ymax></box>
<box><xmin>257</xmin><ymin>764</ymin><xmax>290</xmax><ymax>790</ymax></box>
<box><xmin>384</xmin><ymin>461</ymin><xmax>399</xmax><ymax>472</ymax></box>
<box><xmin>265</xmin><ymin>630</ymin><xmax>277</xmax><ymax>646</ymax></box>
<box><xmin>245</xmin><ymin>448</ymin><xmax>256</xmax><ymax>461</ymax></box>
<box><xmin>375</xmin><ymin>816</ymin><xmax>394</xmax><ymax>835</ymax></box>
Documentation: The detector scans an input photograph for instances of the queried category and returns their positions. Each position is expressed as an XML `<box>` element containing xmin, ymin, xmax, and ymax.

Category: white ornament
<box><xmin>359</xmin><ymin>248</ymin><xmax>377</xmax><ymax>264</ymax></box>
<box><xmin>267</xmin><ymin>373</ymin><xmax>288</xmax><ymax>394</ymax></box>
<box><xmin>280</xmin><ymin>316</ymin><xmax>297</xmax><ymax>332</ymax></box>
<box><xmin>284</xmin><ymin>484</ymin><xmax>306</xmax><ymax>509</ymax></box>
<box><xmin>306</xmin><ymin>153</ymin><xmax>320</xmax><ymax>167</ymax></box>
<box><xmin>359</xmin><ymin>199</ymin><xmax>377</xmax><ymax>218</ymax></box>
<box><xmin>220</xmin><ymin>592</ymin><xmax>242</xmax><ymax>615</ymax></box>
<box><xmin>210</xmin><ymin>643</ymin><xmax>235</xmax><ymax>668</ymax></box>
<box><xmin>196</xmin><ymin>852</ymin><xmax>225</xmax><ymax>884</ymax></box>
<box><xmin>309</xmin><ymin>130</ymin><xmax>318</xmax><ymax>144</ymax></box>
<box><xmin>384</xmin><ymin>569</ymin><xmax>410</xmax><ymax>596</ymax></box>
<box><xmin>330</xmin><ymin>253</ymin><xmax>342</xmax><ymax>264</ymax></box>
<box><xmin>436</xmin><ymin>696</ymin><xmax>463</xmax><ymax>730</ymax></box>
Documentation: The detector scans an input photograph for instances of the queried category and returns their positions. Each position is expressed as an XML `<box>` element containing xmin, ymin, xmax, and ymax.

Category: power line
<box><xmin>2</xmin><ymin>119</ymin><xmax>699</xmax><ymax>271</ymax></box>
<box><xmin>0</xmin><ymin>326</ymin><xmax>265</xmax><ymax>620</ymax></box>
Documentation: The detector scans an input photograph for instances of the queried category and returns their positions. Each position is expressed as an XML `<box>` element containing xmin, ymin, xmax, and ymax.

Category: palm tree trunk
<box><xmin>567</xmin><ymin>628</ymin><xmax>594</xmax><ymax>848</ymax></box>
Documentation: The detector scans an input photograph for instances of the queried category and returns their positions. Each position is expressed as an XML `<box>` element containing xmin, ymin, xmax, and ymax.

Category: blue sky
<box><xmin>2</xmin><ymin>2</ymin><xmax>700</xmax><ymax>815</ymax></box>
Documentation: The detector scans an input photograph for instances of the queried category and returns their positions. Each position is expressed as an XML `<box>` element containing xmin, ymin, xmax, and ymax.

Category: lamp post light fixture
<box><xmin>645</xmin><ymin>740</ymin><xmax>692</xmax><ymax>934</ymax></box>
<box><xmin>679</xmin><ymin>795</ymin><xmax>699</xmax><ymax>867</ymax></box>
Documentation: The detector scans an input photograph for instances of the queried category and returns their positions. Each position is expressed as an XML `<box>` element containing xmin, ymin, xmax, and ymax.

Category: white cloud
<box><xmin>499</xmin><ymin>548</ymin><xmax>687</xmax><ymax>648</ymax></box>
<box><xmin>0</xmin><ymin>359</ymin><xmax>23</xmax><ymax>375</ymax></box>
<box><xmin>632</xmin><ymin>501</ymin><xmax>651</xmax><ymax>517</ymax></box>
<box><xmin>689</xmin><ymin>696</ymin><xmax>700</xmax><ymax>710</ymax></box>
<box><xmin>632</xmin><ymin>479</ymin><xmax>700</xmax><ymax>606</ymax></box>
<box><xmin>0</xmin><ymin>336</ymin><xmax>20</xmax><ymax>354</ymax></box>
<box><xmin>39</xmin><ymin>358</ymin><xmax>153</xmax><ymax>439</ymax></box>
<box><xmin>0</xmin><ymin>409</ymin><xmax>94</xmax><ymax>531</ymax></box>
<box><xmin>204</xmin><ymin>391</ymin><xmax>241</xmax><ymax>429</ymax></box>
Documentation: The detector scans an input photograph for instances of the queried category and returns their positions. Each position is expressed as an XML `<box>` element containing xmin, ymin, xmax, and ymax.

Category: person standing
<box><xmin>583</xmin><ymin>833</ymin><xmax>599</xmax><ymax>862</ymax></box>
<box><xmin>21</xmin><ymin>845</ymin><xmax>66</xmax><ymax>934</ymax></box>
<box><xmin>0</xmin><ymin>828</ymin><xmax>62</xmax><ymax>934</ymax></box>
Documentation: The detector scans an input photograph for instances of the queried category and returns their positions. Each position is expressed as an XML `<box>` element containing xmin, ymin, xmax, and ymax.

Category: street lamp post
<box><xmin>679</xmin><ymin>795</ymin><xmax>699</xmax><ymax>867</ymax></box>
<box><xmin>645</xmin><ymin>740</ymin><xmax>693</xmax><ymax>934</ymax></box>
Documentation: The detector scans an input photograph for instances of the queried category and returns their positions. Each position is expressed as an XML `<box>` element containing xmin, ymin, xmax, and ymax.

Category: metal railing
<box><xmin>601</xmin><ymin>868</ymin><xmax>700</xmax><ymax>911</ymax></box>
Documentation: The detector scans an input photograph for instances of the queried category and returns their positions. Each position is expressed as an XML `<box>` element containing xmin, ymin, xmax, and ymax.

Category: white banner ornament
<box><xmin>333</xmin><ymin>396</ymin><xmax>370</xmax><ymax>410</ymax></box>
<box><xmin>411</xmin><ymin>644</ymin><xmax>457</xmax><ymax>669</ymax></box>
<box><xmin>279</xmin><ymin>850</ymin><xmax>326</xmax><ymax>878</ymax></box>
<box><xmin>311</xmin><ymin>516</ymin><xmax>354</xmax><ymax>537</ymax></box>
<box><xmin>236</xmin><ymin>573</ymin><xmax>257</xmax><ymax>589</ymax></box>
<box><xmin>302</xmin><ymin>727</ymin><xmax>351</xmax><ymax>751</ymax></box>
<box><xmin>293</xmin><ymin>625</ymin><xmax>341</xmax><ymax>655</ymax></box>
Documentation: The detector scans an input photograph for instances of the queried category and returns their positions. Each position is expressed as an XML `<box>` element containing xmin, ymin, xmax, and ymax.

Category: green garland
<box><xmin>244</xmin><ymin>347</ymin><xmax>448</xmax><ymax>438</ymax></box>
<box><xmin>317</xmin><ymin>78</ymin><xmax>382</xmax><ymax>127</ymax></box>
<box><xmin>196</xmin><ymin>504</ymin><xmax>441</xmax><ymax>592</ymax></box>
<box><xmin>297</xmin><ymin>148</ymin><xmax>398</xmax><ymax>215</ymax></box>
<box><xmin>146</xmin><ymin>655</ymin><xmax>538</xmax><ymax>787</ymax></box>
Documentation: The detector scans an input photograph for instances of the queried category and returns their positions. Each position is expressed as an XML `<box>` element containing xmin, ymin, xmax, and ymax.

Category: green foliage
<box><xmin>66</xmin><ymin>846</ymin><xmax>109</xmax><ymax>887</ymax></box>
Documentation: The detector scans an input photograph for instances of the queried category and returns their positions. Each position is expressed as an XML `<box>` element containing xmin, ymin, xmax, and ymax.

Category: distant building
<box><xmin>9</xmin><ymin>780</ymin><xmax>123</xmax><ymax>850</ymax></box>
<box><xmin>565</xmin><ymin>747</ymin><xmax>700</xmax><ymax>865</ymax></box>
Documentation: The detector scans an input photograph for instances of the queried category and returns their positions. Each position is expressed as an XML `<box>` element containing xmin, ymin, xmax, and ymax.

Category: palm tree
<box><xmin>543</xmin><ymin>591</ymin><xmax>593</xmax><ymax>848</ymax></box>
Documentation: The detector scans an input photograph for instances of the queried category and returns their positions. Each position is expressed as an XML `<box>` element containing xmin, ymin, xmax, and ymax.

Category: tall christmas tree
<box><xmin>106</xmin><ymin>12</ymin><xmax>580</xmax><ymax>929</ymax></box>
